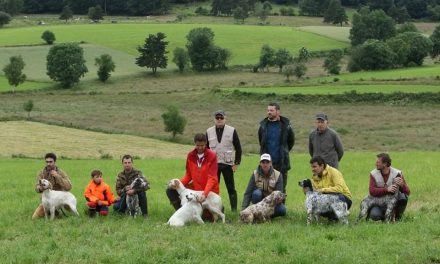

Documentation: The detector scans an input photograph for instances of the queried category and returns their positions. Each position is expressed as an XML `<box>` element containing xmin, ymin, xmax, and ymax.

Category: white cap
<box><xmin>260</xmin><ymin>153</ymin><xmax>271</xmax><ymax>162</ymax></box>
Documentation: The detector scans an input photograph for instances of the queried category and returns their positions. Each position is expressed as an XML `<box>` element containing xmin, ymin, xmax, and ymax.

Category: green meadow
<box><xmin>0</xmin><ymin>24</ymin><xmax>349</xmax><ymax>66</ymax></box>
<box><xmin>0</xmin><ymin>76</ymin><xmax>52</xmax><ymax>92</ymax></box>
<box><xmin>225</xmin><ymin>84</ymin><xmax>440</xmax><ymax>95</ymax></box>
<box><xmin>1</xmin><ymin>152</ymin><xmax>439</xmax><ymax>263</ymax></box>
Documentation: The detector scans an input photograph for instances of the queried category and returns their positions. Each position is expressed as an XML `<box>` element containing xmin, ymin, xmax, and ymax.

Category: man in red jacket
<box><xmin>166</xmin><ymin>133</ymin><xmax>219</xmax><ymax>219</ymax></box>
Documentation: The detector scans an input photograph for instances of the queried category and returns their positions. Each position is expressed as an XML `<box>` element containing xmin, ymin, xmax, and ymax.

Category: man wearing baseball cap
<box><xmin>241</xmin><ymin>153</ymin><xmax>286</xmax><ymax>218</ymax></box>
<box><xmin>309</xmin><ymin>112</ymin><xmax>344</xmax><ymax>169</ymax></box>
<box><xmin>206</xmin><ymin>110</ymin><xmax>242</xmax><ymax>211</ymax></box>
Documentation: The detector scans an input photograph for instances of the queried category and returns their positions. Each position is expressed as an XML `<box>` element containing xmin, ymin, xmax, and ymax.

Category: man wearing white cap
<box><xmin>241</xmin><ymin>153</ymin><xmax>286</xmax><ymax>218</ymax></box>
<box><xmin>207</xmin><ymin>110</ymin><xmax>242</xmax><ymax>211</ymax></box>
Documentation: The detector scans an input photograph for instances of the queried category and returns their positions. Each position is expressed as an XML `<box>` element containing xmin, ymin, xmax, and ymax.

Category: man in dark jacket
<box><xmin>258</xmin><ymin>102</ymin><xmax>294</xmax><ymax>193</ymax></box>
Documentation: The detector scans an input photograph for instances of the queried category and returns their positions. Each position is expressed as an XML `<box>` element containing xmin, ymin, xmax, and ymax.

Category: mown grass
<box><xmin>299</xmin><ymin>26</ymin><xmax>350</xmax><ymax>42</ymax></box>
<box><xmin>0</xmin><ymin>44</ymin><xmax>141</xmax><ymax>82</ymax></box>
<box><xmin>0</xmin><ymin>75</ymin><xmax>52</xmax><ymax>92</ymax></box>
<box><xmin>0</xmin><ymin>152</ymin><xmax>439</xmax><ymax>263</ymax></box>
<box><xmin>225</xmin><ymin>84</ymin><xmax>440</xmax><ymax>95</ymax></box>
<box><xmin>0</xmin><ymin>24</ymin><xmax>349</xmax><ymax>65</ymax></box>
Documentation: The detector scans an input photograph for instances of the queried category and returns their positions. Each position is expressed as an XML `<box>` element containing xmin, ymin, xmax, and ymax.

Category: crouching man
<box><xmin>113</xmin><ymin>154</ymin><xmax>150</xmax><ymax>218</ymax></box>
<box><xmin>241</xmin><ymin>153</ymin><xmax>286</xmax><ymax>218</ymax></box>
<box><xmin>368</xmin><ymin>153</ymin><xmax>410</xmax><ymax>221</ymax></box>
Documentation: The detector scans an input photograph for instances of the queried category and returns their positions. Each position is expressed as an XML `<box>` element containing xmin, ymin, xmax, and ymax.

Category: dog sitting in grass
<box><xmin>126</xmin><ymin>177</ymin><xmax>148</xmax><ymax>217</ymax></box>
<box><xmin>167</xmin><ymin>192</ymin><xmax>204</xmax><ymax>227</ymax></box>
<box><xmin>38</xmin><ymin>179</ymin><xmax>79</xmax><ymax>220</ymax></box>
<box><xmin>240</xmin><ymin>191</ymin><xmax>286</xmax><ymax>224</ymax></box>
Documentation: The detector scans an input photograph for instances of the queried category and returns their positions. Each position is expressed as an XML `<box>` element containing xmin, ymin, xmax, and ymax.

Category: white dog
<box><xmin>167</xmin><ymin>179</ymin><xmax>225</xmax><ymax>223</ymax></box>
<box><xmin>38</xmin><ymin>179</ymin><xmax>79</xmax><ymax>220</ymax></box>
<box><xmin>167</xmin><ymin>192</ymin><xmax>204</xmax><ymax>227</ymax></box>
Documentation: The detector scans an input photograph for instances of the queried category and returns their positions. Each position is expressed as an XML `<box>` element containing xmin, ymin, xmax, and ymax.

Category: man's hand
<box><xmin>387</xmin><ymin>185</ymin><xmax>398</xmax><ymax>193</ymax></box>
<box><xmin>50</xmin><ymin>170</ymin><xmax>58</xmax><ymax>177</ymax></box>
<box><xmin>97</xmin><ymin>200</ymin><xmax>103</xmax><ymax>206</ymax></box>
<box><xmin>232</xmin><ymin>164</ymin><xmax>238</xmax><ymax>172</ymax></box>
<box><xmin>197</xmin><ymin>194</ymin><xmax>206</xmax><ymax>203</ymax></box>
<box><xmin>394</xmin><ymin>177</ymin><xmax>404</xmax><ymax>187</ymax></box>
<box><xmin>127</xmin><ymin>189</ymin><xmax>136</xmax><ymax>196</ymax></box>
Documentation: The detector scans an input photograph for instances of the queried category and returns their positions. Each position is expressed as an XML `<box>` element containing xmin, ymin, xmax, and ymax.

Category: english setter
<box><xmin>38</xmin><ymin>179</ymin><xmax>79</xmax><ymax>220</ymax></box>
<box><xmin>240</xmin><ymin>190</ymin><xmax>286</xmax><ymax>224</ymax></box>
<box><xmin>298</xmin><ymin>179</ymin><xmax>349</xmax><ymax>225</ymax></box>
<box><xmin>167</xmin><ymin>192</ymin><xmax>204</xmax><ymax>227</ymax></box>
<box><xmin>126</xmin><ymin>177</ymin><xmax>148</xmax><ymax>217</ymax></box>
<box><xmin>167</xmin><ymin>179</ymin><xmax>225</xmax><ymax>223</ymax></box>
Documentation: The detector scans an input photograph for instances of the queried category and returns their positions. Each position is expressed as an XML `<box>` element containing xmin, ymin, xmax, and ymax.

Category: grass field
<box><xmin>0</xmin><ymin>76</ymin><xmax>52</xmax><ymax>92</ymax></box>
<box><xmin>225</xmin><ymin>84</ymin><xmax>440</xmax><ymax>95</ymax></box>
<box><xmin>1</xmin><ymin>152</ymin><xmax>439</xmax><ymax>263</ymax></box>
<box><xmin>299</xmin><ymin>26</ymin><xmax>350</xmax><ymax>42</ymax></box>
<box><xmin>0</xmin><ymin>24</ymin><xmax>349</xmax><ymax>66</ymax></box>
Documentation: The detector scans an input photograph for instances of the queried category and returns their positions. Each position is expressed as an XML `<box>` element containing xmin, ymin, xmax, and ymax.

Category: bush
<box><xmin>172</xmin><ymin>47</ymin><xmax>190</xmax><ymax>73</ymax></box>
<box><xmin>23</xmin><ymin>100</ymin><xmax>34</xmax><ymax>119</ymax></box>
<box><xmin>161</xmin><ymin>105</ymin><xmax>187</xmax><ymax>139</ymax></box>
<box><xmin>0</xmin><ymin>11</ymin><xmax>12</xmax><ymax>27</ymax></box>
<box><xmin>41</xmin><ymin>30</ymin><xmax>56</xmax><ymax>45</ymax></box>
<box><xmin>95</xmin><ymin>54</ymin><xmax>115</xmax><ymax>82</ymax></box>
<box><xmin>195</xmin><ymin>7</ymin><xmax>209</xmax><ymax>16</ymax></box>
<box><xmin>347</xmin><ymin>40</ymin><xmax>395</xmax><ymax>72</ymax></box>
<box><xmin>279</xmin><ymin>7</ymin><xmax>295</xmax><ymax>16</ymax></box>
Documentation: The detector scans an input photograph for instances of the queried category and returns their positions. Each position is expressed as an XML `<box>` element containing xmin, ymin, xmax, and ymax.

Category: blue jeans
<box><xmin>113</xmin><ymin>191</ymin><xmax>148</xmax><ymax>216</ymax></box>
<box><xmin>252</xmin><ymin>189</ymin><xmax>286</xmax><ymax>218</ymax></box>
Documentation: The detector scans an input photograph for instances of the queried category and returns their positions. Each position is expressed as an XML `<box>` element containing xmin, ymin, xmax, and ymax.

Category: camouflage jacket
<box><xmin>35</xmin><ymin>166</ymin><xmax>72</xmax><ymax>193</ymax></box>
<box><xmin>115</xmin><ymin>168</ymin><xmax>150</xmax><ymax>196</ymax></box>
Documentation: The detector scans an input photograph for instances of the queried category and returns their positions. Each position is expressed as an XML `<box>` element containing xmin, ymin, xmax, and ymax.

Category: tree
<box><xmin>95</xmin><ymin>54</ymin><xmax>115</xmax><ymax>82</ymax></box>
<box><xmin>297</xmin><ymin>47</ymin><xmax>311</xmax><ymax>62</ymax></box>
<box><xmin>172</xmin><ymin>47</ymin><xmax>190</xmax><ymax>73</ymax></box>
<box><xmin>388</xmin><ymin>5</ymin><xmax>410</xmax><ymax>24</ymax></box>
<box><xmin>0</xmin><ymin>11</ymin><xmax>11</xmax><ymax>27</ymax></box>
<box><xmin>324</xmin><ymin>0</ymin><xmax>348</xmax><ymax>26</ymax></box>
<box><xmin>46</xmin><ymin>43</ymin><xmax>88</xmax><ymax>88</ymax></box>
<box><xmin>23</xmin><ymin>99</ymin><xmax>34</xmax><ymax>119</ymax></box>
<box><xmin>394</xmin><ymin>32</ymin><xmax>433</xmax><ymax>66</ymax></box>
<box><xmin>3</xmin><ymin>55</ymin><xmax>26</xmax><ymax>93</ymax></box>
<box><xmin>254</xmin><ymin>1</ymin><xmax>271</xmax><ymax>22</ymax></box>
<box><xmin>0</xmin><ymin>0</ymin><xmax>23</xmax><ymax>15</ymax></box>
<box><xmin>299</xmin><ymin>0</ymin><xmax>329</xmax><ymax>16</ymax></box>
<box><xmin>323</xmin><ymin>49</ymin><xmax>343</xmax><ymax>74</ymax></box>
<box><xmin>41</xmin><ymin>30</ymin><xmax>55</xmax><ymax>45</ymax></box>
<box><xmin>347</xmin><ymin>40</ymin><xmax>396</xmax><ymax>72</ymax></box>
<box><xmin>161</xmin><ymin>105</ymin><xmax>187</xmax><ymax>139</ymax></box>
<box><xmin>59</xmin><ymin>5</ymin><xmax>73</xmax><ymax>22</ymax></box>
<box><xmin>88</xmin><ymin>5</ymin><xmax>104</xmax><ymax>21</ymax></box>
<box><xmin>349</xmin><ymin>9</ymin><xmax>396</xmax><ymax>46</ymax></box>
<box><xmin>430</xmin><ymin>25</ymin><xmax>440</xmax><ymax>59</ymax></box>
<box><xmin>283</xmin><ymin>63</ymin><xmax>295</xmax><ymax>82</ymax></box>
<box><xmin>258</xmin><ymin>44</ymin><xmax>275</xmax><ymax>72</ymax></box>
<box><xmin>293</xmin><ymin>62</ymin><xmax>307</xmax><ymax>79</ymax></box>
<box><xmin>233</xmin><ymin>6</ymin><xmax>248</xmax><ymax>23</ymax></box>
<box><xmin>135</xmin><ymin>32</ymin><xmax>168</xmax><ymax>75</ymax></box>
<box><xmin>274</xmin><ymin>48</ymin><xmax>292</xmax><ymax>72</ymax></box>
<box><xmin>396</xmin><ymin>22</ymin><xmax>418</xmax><ymax>34</ymax></box>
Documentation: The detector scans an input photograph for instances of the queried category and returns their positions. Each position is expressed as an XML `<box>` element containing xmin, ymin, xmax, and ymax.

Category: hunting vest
<box><xmin>207</xmin><ymin>125</ymin><xmax>235</xmax><ymax>165</ymax></box>
<box><xmin>370</xmin><ymin>167</ymin><xmax>401</xmax><ymax>187</ymax></box>
<box><xmin>253</xmin><ymin>168</ymin><xmax>281</xmax><ymax>197</ymax></box>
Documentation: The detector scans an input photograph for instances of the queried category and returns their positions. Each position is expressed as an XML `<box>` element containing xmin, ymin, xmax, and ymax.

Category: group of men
<box><xmin>33</xmin><ymin>102</ymin><xmax>410</xmax><ymax>222</ymax></box>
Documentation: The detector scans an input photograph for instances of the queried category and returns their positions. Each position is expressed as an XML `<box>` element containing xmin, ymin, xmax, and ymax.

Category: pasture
<box><xmin>0</xmin><ymin>23</ymin><xmax>349</xmax><ymax>67</ymax></box>
<box><xmin>1</xmin><ymin>152</ymin><xmax>439</xmax><ymax>263</ymax></box>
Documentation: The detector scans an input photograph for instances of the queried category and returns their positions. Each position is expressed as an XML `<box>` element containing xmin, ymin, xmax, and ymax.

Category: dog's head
<box><xmin>239</xmin><ymin>209</ymin><xmax>254</xmax><ymax>223</ymax></box>
<box><xmin>298</xmin><ymin>179</ymin><xmax>313</xmax><ymax>192</ymax></box>
<box><xmin>130</xmin><ymin>177</ymin><xmax>147</xmax><ymax>189</ymax></box>
<box><xmin>263</xmin><ymin>190</ymin><xmax>286</xmax><ymax>205</ymax></box>
<box><xmin>38</xmin><ymin>179</ymin><xmax>52</xmax><ymax>190</ymax></box>
<box><xmin>185</xmin><ymin>192</ymin><xmax>199</xmax><ymax>202</ymax></box>
<box><xmin>167</xmin><ymin>179</ymin><xmax>181</xmax><ymax>190</ymax></box>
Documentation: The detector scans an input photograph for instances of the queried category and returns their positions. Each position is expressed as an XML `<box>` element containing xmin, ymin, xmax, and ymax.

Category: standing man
<box><xmin>206</xmin><ymin>110</ymin><xmax>242</xmax><ymax>211</ymax></box>
<box><xmin>241</xmin><ymin>153</ymin><xmax>286</xmax><ymax>218</ymax></box>
<box><xmin>114</xmin><ymin>154</ymin><xmax>150</xmax><ymax>218</ymax></box>
<box><xmin>368</xmin><ymin>153</ymin><xmax>410</xmax><ymax>221</ymax></box>
<box><xmin>166</xmin><ymin>133</ymin><xmax>219</xmax><ymax>219</ymax></box>
<box><xmin>309</xmin><ymin>156</ymin><xmax>352</xmax><ymax>220</ymax></box>
<box><xmin>309</xmin><ymin>112</ymin><xmax>344</xmax><ymax>169</ymax></box>
<box><xmin>32</xmin><ymin>152</ymin><xmax>72</xmax><ymax>219</ymax></box>
<box><xmin>258</xmin><ymin>102</ymin><xmax>294</xmax><ymax>193</ymax></box>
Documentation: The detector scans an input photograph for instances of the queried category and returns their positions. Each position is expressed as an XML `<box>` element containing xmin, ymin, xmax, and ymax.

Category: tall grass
<box><xmin>0</xmin><ymin>152</ymin><xmax>439</xmax><ymax>263</ymax></box>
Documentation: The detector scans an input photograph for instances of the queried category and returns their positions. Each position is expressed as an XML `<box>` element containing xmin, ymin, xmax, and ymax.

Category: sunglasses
<box><xmin>215</xmin><ymin>116</ymin><xmax>224</xmax><ymax>120</ymax></box>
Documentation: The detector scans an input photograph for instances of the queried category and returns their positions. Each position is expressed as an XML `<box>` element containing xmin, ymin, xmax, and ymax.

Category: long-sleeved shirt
<box><xmin>309</xmin><ymin>127</ymin><xmax>344</xmax><ymax>169</ymax></box>
<box><xmin>115</xmin><ymin>168</ymin><xmax>150</xmax><ymax>196</ymax></box>
<box><xmin>84</xmin><ymin>179</ymin><xmax>116</xmax><ymax>206</ymax></box>
<box><xmin>369</xmin><ymin>170</ymin><xmax>410</xmax><ymax>197</ymax></box>
<box><xmin>35</xmin><ymin>166</ymin><xmax>72</xmax><ymax>193</ymax></box>
<box><xmin>311</xmin><ymin>165</ymin><xmax>352</xmax><ymax>199</ymax></box>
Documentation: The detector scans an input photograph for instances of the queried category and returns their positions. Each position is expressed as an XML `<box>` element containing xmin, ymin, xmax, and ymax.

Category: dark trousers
<box><xmin>218</xmin><ymin>163</ymin><xmax>238</xmax><ymax>211</ymax></box>
<box><xmin>273</xmin><ymin>163</ymin><xmax>288</xmax><ymax>194</ymax></box>
<box><xmin>368</xmin><ymin>193</ymin><xmax>408</xmax><ymax>221</ymax></box>
<box><xmin>113</xmin><ymin>191</ymin><xmax>148</xmax><ymax>216</ymax></box>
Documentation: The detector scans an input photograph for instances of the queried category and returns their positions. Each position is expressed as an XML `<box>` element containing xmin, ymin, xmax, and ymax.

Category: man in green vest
<box><xmin>241</xmin><ymin>153</ymin><xmax>286</xmax><ymax>218</ymax></box>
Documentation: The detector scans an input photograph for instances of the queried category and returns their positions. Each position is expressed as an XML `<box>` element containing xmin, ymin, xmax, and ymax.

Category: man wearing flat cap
<box><xmin>206</xmin><ymin>110</ymin><xmax>242</xmax><ymax>211</ymax></box>
<box><xmin>308</xmin><ymin>112</ymin><xmax>344</xmax><ymax>169</ymax></box>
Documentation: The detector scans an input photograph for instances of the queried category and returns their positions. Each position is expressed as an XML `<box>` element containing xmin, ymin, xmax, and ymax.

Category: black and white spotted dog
<box><xmin>356</xmin><ymin>176</ymin><xmax>401</xmax><ymax>223</ymax></box>
<box><xmin>298</xmin><ymin>179</ymin><xmax>349</xmax><ymax>225</ymax></box>
<box><xmin>126</xmin><ymin>177</ymin><xmax>148</xmax><ymax>217</ymax></box>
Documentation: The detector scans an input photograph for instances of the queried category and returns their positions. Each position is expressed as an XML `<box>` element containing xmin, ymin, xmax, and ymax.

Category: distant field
<box><xmin>0</xmin><ymin>24</ymin><xmax>349</xmax><ymax>65</ymax></box>
<box><xmin>0</xmin><ymin>121</ymin><xmax>192</xmax><ymax>159</ymax></box>
<box><xmin>0</xmin><ymin>76</ymin><xmax>52</xmax><ymax>92</ymax></box>
<box><xmin>0</xmin><ymin>44</ymin><xmax>142</xmax><ymax>82</ymax></box>
<box><xmin>309</xmin><ymin>64</ymin><xmax>440</xmax><ymax>82</ymax></box>
<box><xmin>225</xmin><ymin>84</ymin><xmax>440</xmax><ymax>95</ymax></box>
<box><xmin>299</xmin><ymin>26</ymin><xmax>350</xmax><ymax>42</ymax></box>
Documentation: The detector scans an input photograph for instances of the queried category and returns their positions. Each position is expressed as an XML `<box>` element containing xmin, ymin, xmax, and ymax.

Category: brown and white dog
<box><xmin>167</xmin><ymin>179</ymin><xmax>225</xmax><ymax>223</ymax></box>
<box><xmin>240</xmin><ymin>191</ymin><xmax>286</xmax><ymax>224</ymax></box>
<box><xmin>38</xmin><ymin>179</ymin><xmax>79</xmax><ymax>220</ymax></box>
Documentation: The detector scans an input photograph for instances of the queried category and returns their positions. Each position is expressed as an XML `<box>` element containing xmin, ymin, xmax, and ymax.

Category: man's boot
<box><xmin>229</xmin><ymin>192</ymin><xmax>237</xmax><ymax>212</ymax></box>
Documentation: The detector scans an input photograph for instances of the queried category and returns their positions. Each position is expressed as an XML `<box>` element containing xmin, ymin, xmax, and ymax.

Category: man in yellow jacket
<box><xmin>309</xmin><ymin>156</ymin><xmax>352</xmax><ymax>220</ymax></box>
